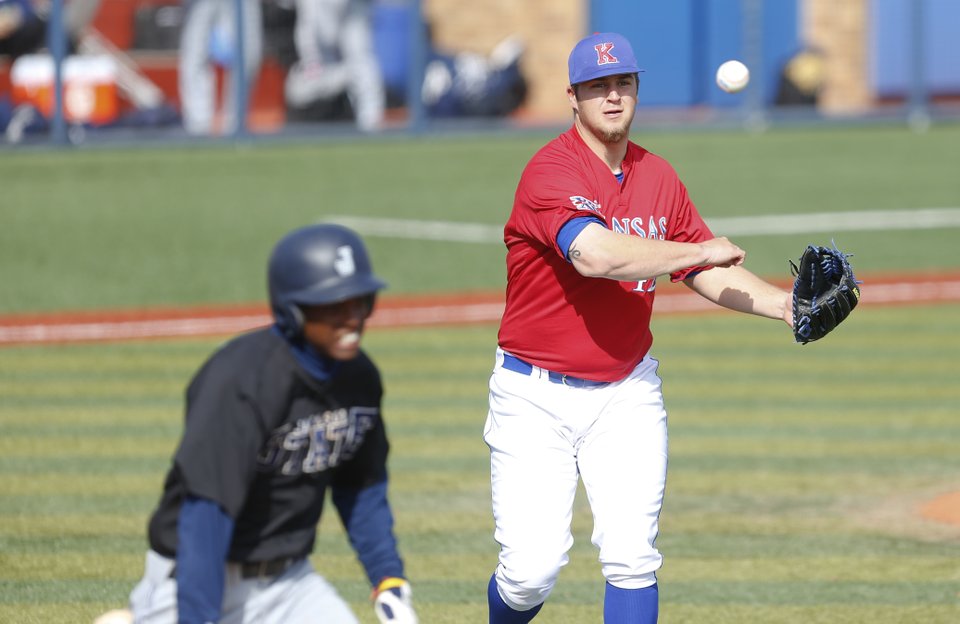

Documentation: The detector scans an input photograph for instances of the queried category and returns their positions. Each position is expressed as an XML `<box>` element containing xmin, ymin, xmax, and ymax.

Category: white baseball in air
<box><xmin>716</xmin><ymin>60</ymin><xmax>750</xmax><ymax>93</ymax></box>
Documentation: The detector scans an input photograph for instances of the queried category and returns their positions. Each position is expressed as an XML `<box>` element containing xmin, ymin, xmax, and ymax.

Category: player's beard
<box><xmin>600</xmin><ymin>106</ymin><xmax>635</xmax><ymax>143</ymax></box>
<box><xmin>579</xmin><ymin>108</ymin><xmax>633</xmax><ymax>146</ymax></box>
<box><xmin>598</xmin><ymin>124</ymin><xmax>629</xmax><ymax>144</ymax></box>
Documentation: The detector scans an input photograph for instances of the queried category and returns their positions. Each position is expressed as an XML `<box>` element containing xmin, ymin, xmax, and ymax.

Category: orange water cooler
<box><xmin>10</xmin><ymin>54</ymin><xmax>119</xmax><ymax>125</ymax></box>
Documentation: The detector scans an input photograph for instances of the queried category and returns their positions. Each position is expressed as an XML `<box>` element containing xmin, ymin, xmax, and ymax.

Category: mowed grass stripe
<box><xmin>0</xmin><ymin>379</ymin><xmax>186</xmax><ymax>400</ymax></box>
<box><xmin>668</xmin><ymin>414</ymin><xmax>960</xmax><ymax>434</ymax></box>
<box><xmin>652</xmin><ymin>305</ymin><xmax>959</xmax><ymax>350</ymax></box>
<box><xmin>669</xmin><ymin>436</ymin><xmax>958</xmax><ymax>457</ymax></box>
<box><xmin>0</xmin><ymin>473</ymin><xmax>162</xmax><ymax>496</ymax></box>
<box><xmin>0</xmin><ymin>424</ymin><xmax>181</xmax><ymax>438</ymax></box>
<box><xmin>0</xmin><ymin>343</ymin><xmax>210</xmax><ymax>373</ymax></box>
<box><xmin>658</xmin><ymin>605</ymin><xmax>959</xmax><ymax>624</ymax></box>
<box><xmin>0</xmin><ymin>515</ymin><xmax>147</xmax><ymax>538</ymax></box>
<box><xmin>0</xmin><ymin>535</ymin><xmax>154</xmax><ymax>554</ymax></box>
<box><xmin>657</xmin><ymin>532</ymin><xmax>960</xmax><ymax>558</ymax></box>
<box><xmin>0</xmin><ymin>396</ymin><xmax>183</xmax><ymax>408</ymax></box>
<box><xmin>0</xmin><ymin>457</ymin><xmax>171</xmax><ymax>475</ymax></box>
<box><xmin>0</xmin><ymin>406</ymin><xmax>179</xmax><ymax>427</ymax></box>
<box><xmin>666</xmin><ymin>470</ymin><xmax>942</xmax><ymax>496</ymax></box>
<box><xmin>660</xmin><ymin>368</ymin><xmax>958</xmax><ymax>401</ymax></box>
<box><xmin>656</xmin><ymin>350</ymin><xmax>958</xmax><ymax>382</ymax></box>
<box><xmin>4</xmin><ymin>551</ymin><xmax>955</xmax><ymax>586</ymax></box>
<box><xmin>667</xmin><ymin>454</ymin><xmax>960</xmax><ymax>474</ymax></box>
<box><xmin>0</xmin><ymin>437</ymin><xmax>176</xmax><ymax>458</ymax></box>
<box><xmin>661</xmin><ymin>580</ymin><xmax>958</xmax><ymax>605</ymax></box>
<box><xmin>6</xmin><ymin>529</ymin><xmax>954</xmax><ymax>560</ymax></box>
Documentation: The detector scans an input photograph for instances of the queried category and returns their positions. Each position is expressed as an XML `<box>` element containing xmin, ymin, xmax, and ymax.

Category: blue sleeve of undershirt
<box><xmin>557</xmin><ymin>216</ymin><xmax>606</xmax><ymax>261</ymax></box>
<box><xmin>332</xmin><ymin>479</ymin><xmax>404</xmax><ymax>586</ymax></box>
<box><xmin>177</xmin><ymin>496</ymin><xmax>235</xmax><ymax>624</ymax></box>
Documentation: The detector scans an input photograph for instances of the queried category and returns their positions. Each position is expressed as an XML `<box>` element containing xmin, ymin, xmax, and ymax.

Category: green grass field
<box><xmin>1</xmin><ymin>123</ymin><xmax>959</xmax><ymax>313</ymax></box>
<box><xmin>2</xmin><ymin>306</ymin><xmax>959</xmax><ymax>623</ymax></box>
<box><xmin>2</xmin><ymin>124</ymin><xmax>959</xmax><ymax>622</ymax></box>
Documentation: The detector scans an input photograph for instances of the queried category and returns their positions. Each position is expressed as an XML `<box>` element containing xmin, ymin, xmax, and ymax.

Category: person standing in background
<box><xmin>284</xmin><ymin>0</ymin><xmax>384</xmax><ymax>131</ymax></box>
<box><xmin>178</xmin><ymin>0</ymin><xmax>262</xmax><ymax>134</ymax></box>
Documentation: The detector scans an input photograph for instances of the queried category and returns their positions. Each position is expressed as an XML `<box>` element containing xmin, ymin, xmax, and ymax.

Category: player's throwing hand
<box><xmin>700</xmin><ymin>237</ymin><xmax>746</xmax><ymax>267</ymax></box>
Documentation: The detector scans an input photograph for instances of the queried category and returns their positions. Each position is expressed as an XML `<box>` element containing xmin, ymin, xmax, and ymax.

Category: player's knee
<box><xmin>496</xmin><ymin>558</ymin><xmax>564</xmax><ymax>609</ymax></box>
<box><xmin>600</xmin><ymin>552</ymin><xmax>662</xmax><ymax>589</ymax></box>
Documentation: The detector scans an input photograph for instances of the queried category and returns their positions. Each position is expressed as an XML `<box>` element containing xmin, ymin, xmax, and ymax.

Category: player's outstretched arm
<box><xmin>685</xmin><ymin>265</ymin><xmax>793</xmax><ymax>325</ymax></box>
<box><xmin>569</xmin><ymin>223</ymin><xmax>745</xmax><ymax>281</ymax></box>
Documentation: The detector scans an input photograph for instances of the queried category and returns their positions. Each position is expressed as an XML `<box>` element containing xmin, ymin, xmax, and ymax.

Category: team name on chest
<box><xmin>570</xmin><ymin>194</ymin><xmax>670</xmax><ymax>241</ymax></box>
<box><xmin>257</xmin><ymin>407</ymin><xmax>378</xmax><ymax>475</ymax></box>
<box><xmin>610</xmin><ymin>215</ymin><xmax>668</xmax><ymax>240</ymax></box>
<box><xmin>612</xmin><ymin>213</ymin><xmax>670</xmax><ymax>293</ymax></box>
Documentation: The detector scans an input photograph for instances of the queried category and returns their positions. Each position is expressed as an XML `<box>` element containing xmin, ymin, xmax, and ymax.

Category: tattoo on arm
<box><xmin>569</xmin><ymin>243</ymin><xmax>581</xmax><ymax>260</ymax></box>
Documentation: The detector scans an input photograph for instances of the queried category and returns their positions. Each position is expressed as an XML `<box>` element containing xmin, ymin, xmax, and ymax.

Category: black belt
<box><xmin>238</xmin><ymin>557</ymin><xmax>300</xmax><ymax>579</ymax></box>
<box><xmin>169</xmin><ymin>557</ymin><xmax>301</xmax><ymax>580</ymax></box>
<box><xmin>501</xmin><ymin>353</ymin><xmax>609</xmax><ymax>388</ymax></box>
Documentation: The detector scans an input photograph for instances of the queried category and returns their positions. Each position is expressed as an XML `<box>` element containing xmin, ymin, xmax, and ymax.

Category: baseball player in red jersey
<box><xmin>484</xmin><ymin>33</ymin><xmax>794</xmax><ymax>623</ymax></box>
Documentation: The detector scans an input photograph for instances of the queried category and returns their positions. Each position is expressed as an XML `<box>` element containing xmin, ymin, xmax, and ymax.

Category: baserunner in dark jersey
<box><xmin>105</xmin><ymin>223</ymin><xmax>417</xmax><ymax>624</ymax></box>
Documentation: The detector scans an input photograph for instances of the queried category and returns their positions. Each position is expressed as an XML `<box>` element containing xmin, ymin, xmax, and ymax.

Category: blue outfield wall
<box><xmin>588</xmin><ymin>0</ymin><xmax>960</xmax><ymax>109</ymax></box>
<box><xmin>589</xmin><ymin>0</ymin><xmax>800</xmax><ymax>108</ymax></box>
<box><xmin>871</xmin><ymin>0</ymin><xmax>960</xmax><ymax>98</ymax></box>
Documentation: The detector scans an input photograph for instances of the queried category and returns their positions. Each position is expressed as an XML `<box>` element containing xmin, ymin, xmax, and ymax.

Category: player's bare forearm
<box><xmin>570</xmin><ymin>224</ymin><xmax>745</xmax><ymax>281</ymax></box>
<box><xmin>685</xmin><ymin>265</ymin><xmax>792</xmax><ymax>325</ymax></box>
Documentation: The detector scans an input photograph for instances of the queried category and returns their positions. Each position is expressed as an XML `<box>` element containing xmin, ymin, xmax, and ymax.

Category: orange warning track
<box><xmin>1</xmin><ymin>272</ymin><xmax>959</xmax><ymax>347</ymax></box>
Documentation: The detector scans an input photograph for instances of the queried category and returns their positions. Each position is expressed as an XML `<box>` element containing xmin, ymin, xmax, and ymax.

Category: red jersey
<box><xmin>497</xmin><ymin>126</ymin><xmax>715</xmax><ymax>382</ymax></box>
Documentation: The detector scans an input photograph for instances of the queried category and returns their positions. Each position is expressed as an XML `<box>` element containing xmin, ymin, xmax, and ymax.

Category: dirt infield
<box><xmin>1</xmin><ymin>271</ymin><xmax>959</xmax><ymax>347</ymax></box>
<box><xmin>920</xmin><ymin>491</ymin><xmax>960</xmax><ymax>527</ymax></box>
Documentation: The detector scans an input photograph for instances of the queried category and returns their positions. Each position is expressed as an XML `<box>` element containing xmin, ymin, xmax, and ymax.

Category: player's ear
<box><xmin>567</xmin><ymin>85</ymin><xmax>580</xmax><ymax>114</ymax></box>
<box><xmin>279</xmin><ymin>303</ymin><xmax>304</xmax><ymax>340</ymax></box>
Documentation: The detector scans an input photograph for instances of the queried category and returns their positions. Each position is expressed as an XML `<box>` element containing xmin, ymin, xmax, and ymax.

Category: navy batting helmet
<box><xmin>268</xmin><ymin>223</ymin><xmax>387</xmax><ymax>338</ymax></box>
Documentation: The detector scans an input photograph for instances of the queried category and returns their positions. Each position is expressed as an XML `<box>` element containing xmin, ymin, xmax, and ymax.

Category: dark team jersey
<box><xmin>147</xmin><ymin>328</ymin><xmax>388</xmax><ymax>563</ymax></box>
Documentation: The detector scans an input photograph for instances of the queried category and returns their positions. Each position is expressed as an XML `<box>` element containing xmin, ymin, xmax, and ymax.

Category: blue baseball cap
<box><xmin>568</xmin><ymin>32</ymin><xmax>642</xmax><ymax>85</ymax></box>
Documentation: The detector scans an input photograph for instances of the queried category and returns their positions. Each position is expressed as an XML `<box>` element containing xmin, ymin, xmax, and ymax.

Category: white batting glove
<box><xmin>372</xmin><ymin>577</ymin><xmax>418</xmax><ymax>624</ymax></box>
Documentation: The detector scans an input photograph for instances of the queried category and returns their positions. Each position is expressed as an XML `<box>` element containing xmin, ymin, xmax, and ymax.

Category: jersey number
<box><xmin>634</xmin><ymin>278</ymin><xmax>656</xmax><ymax>293</ymax></box>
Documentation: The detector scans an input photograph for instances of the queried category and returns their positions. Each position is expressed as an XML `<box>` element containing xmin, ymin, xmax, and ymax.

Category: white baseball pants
<box><xmin>484</xmin><ymin>349</ymin><xmax>667</xmax><ymax>611</ymax></box>
<box><xmin>128</xmin><ymin>550</ymin><xmax>358</xmax><ymax>623</ymax></box>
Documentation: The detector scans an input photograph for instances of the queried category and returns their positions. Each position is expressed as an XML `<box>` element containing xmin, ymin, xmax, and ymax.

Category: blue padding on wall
<box><xmin>871</xmin><ymin>0</ymin><xmax>960</xmax><ymax>97</ymax></box>
<box><xmin>373</xmin><ymin>1</ymin><xmax>413</xmax><ymax>96</ymax></box>
<box><xmin>591</xmin><ymin>0</ymin><xmax>698</xmax><ymax>107</ymax></box>
<box><xmin>589</xmin><ymin>0</ymin><xmax>799</xmax><ymax>108</ymax></box>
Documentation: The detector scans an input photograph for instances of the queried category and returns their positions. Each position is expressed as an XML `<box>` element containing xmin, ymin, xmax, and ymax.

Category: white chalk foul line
<box><xmin>329</xmin><ymin>207</ymin><xmax>960</xmax><ymax>242</ymax></box>
<box><xmin>328</xmin><ymin>216</ymin><xmax>503</xmax><ymax>243</ymax></box>
<box><xmin>707</xmin><ymin>208</ymin><xmax>960</xmax><ymax>236</ymax></box>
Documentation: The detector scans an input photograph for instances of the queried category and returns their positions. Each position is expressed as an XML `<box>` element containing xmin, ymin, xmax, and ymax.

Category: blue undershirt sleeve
<box><xmin>176</xmin><ymin>496</ymin><xmax>235</xmax><ymax>624</ymax></box>
<box><xmin>332</xmin><ymin>479</ymin><xmax>404</xmax><ymax>586</ymax></box>
<box><xmin>557</xmin><ymin>216</ymin><xmax>606</xmax><ymax>261</ymax></box>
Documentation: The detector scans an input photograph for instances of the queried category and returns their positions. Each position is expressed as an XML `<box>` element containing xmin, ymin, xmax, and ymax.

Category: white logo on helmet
<box><xmin>333</xmin><ymin>245</ymin><xmax>357</xmax><ymax>276</ymax></box>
